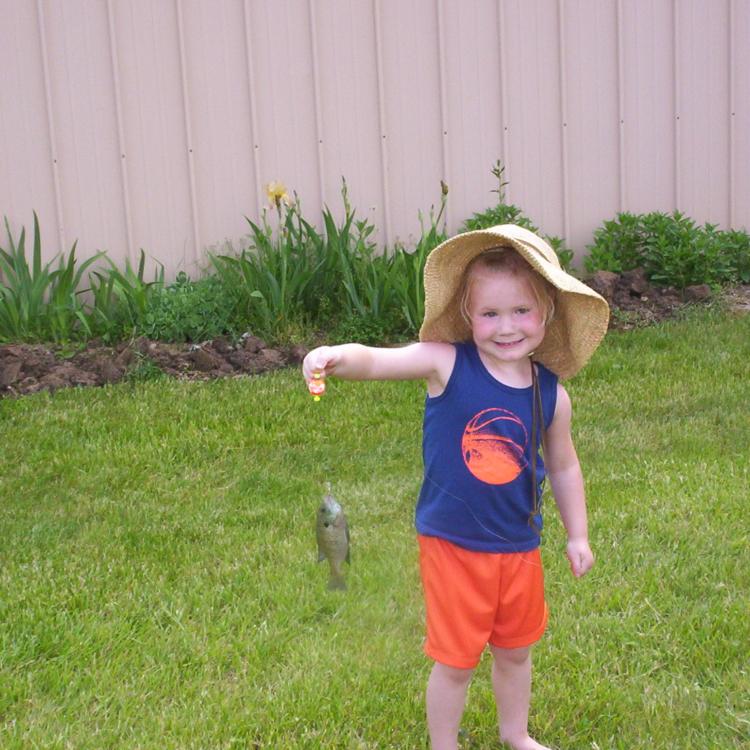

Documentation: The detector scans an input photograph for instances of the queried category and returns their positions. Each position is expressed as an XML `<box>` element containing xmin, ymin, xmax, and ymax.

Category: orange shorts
<box><xmin>418</xmin><ymin>535</ymin><xmax>548</xmax><ymax>669</ymax></box>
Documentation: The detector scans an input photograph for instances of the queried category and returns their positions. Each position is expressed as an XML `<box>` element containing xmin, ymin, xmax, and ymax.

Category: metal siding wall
<box><xmin>732</xmin><ymin>0</ymin><xmax>750</xmax><ymax>230</ymax></box>
<box><xmin>246</xmin><ymin>1</ymin><xmax>321</xmax><ymax>226</ymax></box>
<box><xmin>109</xmin><ymin>0</ymin><xmax>196</xmax><ymax>277</ymax></box>
<box><xmin>440</xmin><ymin>0</ymin><xmax>505</xmax><ymax>233</ymax></box>
<box><xmin>0</xmin><ymin>2</ymin><xmax>61</xmax><ymax>249</ymax></box>
<box><xmin>561</xmin><ymin>0</ymin><xmax>621</xmax><ymax>247</ymax></box>
<box><xmin>0</xmin><ymin>0</ymin><xmax>747</xmax><ymax>273</ymax></box>
<box><xmin>40</xmin><ymin>1</ymin><xmax>129</xmax><ymax>260</ymax></box>
<box><xmin>620</xmin><ymin>0</ymin><xmax>676</xmax><ymax>215</ymax></box>
<box><xmin>500</xmin><ymin>0</ymin><xmax>566</xmax><ymax>238</ymax></box>
<box><xmin>179</xmin><ymin>0</ymin><xmax>257</xmax><ymax>256</ymax></box>
<box><xmin>676</xmin><ymin>0</ymin><xmax>731</xmax><ymax>227</ymax></box>
<box><xmin>310</xmin><ymin>1</ymin><xmax>385</xmax><ymax>235</ymax></box>
<box><xmin>377</xmin><ymin>0</ymin><xmax>445</xmax><ymax>245</ymax></box>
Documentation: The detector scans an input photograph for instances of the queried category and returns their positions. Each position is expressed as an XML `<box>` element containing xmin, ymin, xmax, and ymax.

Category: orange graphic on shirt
<box><xmin>461</xmin><ymin>408</ymin><xmax>528</xmax><ymax>485</ymax></box>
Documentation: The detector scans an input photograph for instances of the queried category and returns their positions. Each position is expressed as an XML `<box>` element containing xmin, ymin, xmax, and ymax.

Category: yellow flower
<box><xmin>266</xmin><ymin>181</ymin><xmax>290</xmax><ymax>209</ymax></box>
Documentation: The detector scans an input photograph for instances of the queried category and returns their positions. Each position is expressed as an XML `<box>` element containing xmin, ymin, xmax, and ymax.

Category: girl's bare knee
<box><xmin>490</xmin><ymin>645</ymin><xmax>531</xmax><ymax>667</ymax></box>
<box><xmin>433</xmin><ymin>661</ymin><xmax>474</xmax><ymax>686</ymax></box>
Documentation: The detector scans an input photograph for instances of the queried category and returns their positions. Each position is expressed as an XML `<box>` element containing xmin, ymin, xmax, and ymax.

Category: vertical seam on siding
<box><xmin>242</xmin><ymin>0</ymin><xmax>264</xmax><ymax>220</ymax></box>
<box><xmin>556</xmin><ymin>0</ymin><xmax>570</xmax><ymax>241</ymax></box>
<box><xmin>728</xmin><ymin>0</ymin><xmax>735</xmax><ymax>227</ymax></box>
<box><xmin>616</xmin><ymin>0</ymin><xmax>626</xmax><ymax>212</ymax></box>
<box><xmin>497</xmin><ymin>0</ymin><xmax>510</xmax><ymax>200</ymax></box>
<box><xmin>435</xmin><ymin>0</ymin><xmax>451</xmax><ymax>229</ymax></box>
<box><xmin>373</xmin><ymin>0</ymin><xmax>391</xmax><ymax>245</ymax></box>
<box><xmin>175</xmin><ymin>0</ymin><xmax>201</xmax><ymax>266</ymax></box>
<box><xmin>35</xmin><ymin>0</ymin><xmax>67</xmax><ymax>250</ymax></box>
<box><xmin>106</xmin><ymin>0</ymin><xmax>134</xmax><ymax>261</ymax></box>
<box><xmin>673</xmin><ymin>0</ymin><xmax>681</xmax><ymax>210</ymax></box>
<box><xmin>308</xmin><ymin>0</ymin><xmax>326</xmax><ymax>206</ymax></box>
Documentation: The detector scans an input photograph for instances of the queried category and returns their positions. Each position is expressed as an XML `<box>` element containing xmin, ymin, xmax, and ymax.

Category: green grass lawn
<box><xmin>1</xmin><ymin>309</ymin><xmax>748</xmax><ymax>749</ymax></box>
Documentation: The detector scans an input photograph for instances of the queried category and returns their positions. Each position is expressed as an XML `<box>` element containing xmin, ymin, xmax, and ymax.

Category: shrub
<box><xmin>582</xmin><ymin>212</ymin><xmax>645</xmax><ymax>274</ymax></box>
<box><xmin>715</xmin><ymin>228</ymin><xmax>750</xmax><ymax>284</ymax></box>
<box><xmin>141</xmin><ymin>273</ymin><xmax>240</xmax><ymax>343</ymax></box>
<box><xmin>585</xmin><ymin>211</ymin><xmax>750</xmax><ymax>288</ymax></box>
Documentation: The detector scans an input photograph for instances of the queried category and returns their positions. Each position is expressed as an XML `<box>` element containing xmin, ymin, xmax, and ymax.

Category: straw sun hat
<box><xmin>419</xmin><ymin>224</ymin><xmax>610</xmax><ymax>379</ymax></box>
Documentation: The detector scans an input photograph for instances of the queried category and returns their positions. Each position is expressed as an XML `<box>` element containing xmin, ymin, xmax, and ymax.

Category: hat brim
<box><xmin>418</xmin><ymin>225</ymin><xmax>610</xmax><ymax>379</ymax></box>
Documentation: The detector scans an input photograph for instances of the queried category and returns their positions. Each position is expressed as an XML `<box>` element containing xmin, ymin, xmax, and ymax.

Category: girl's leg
<box><xmin>489</xmin><ymin>645</ymin><xmax>550</xmax><ymax>750</ymax></box>
<box><xmin>426</xmin><ymin>661</ymin><xmax>474</xmax><ymax>750</ymax></box>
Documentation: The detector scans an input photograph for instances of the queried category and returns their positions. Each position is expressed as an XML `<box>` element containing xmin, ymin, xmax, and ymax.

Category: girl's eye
<box><xmin>515</xmin><ymin>307</ymin><xmax>530</xmax><ymax>315</ymax></box>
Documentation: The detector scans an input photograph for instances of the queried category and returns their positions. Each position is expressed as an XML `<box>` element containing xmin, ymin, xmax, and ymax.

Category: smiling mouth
<box><xmin>494</xmin><ymin>339</ymin><xmax>524</xmax><ymax>348</ymax></box>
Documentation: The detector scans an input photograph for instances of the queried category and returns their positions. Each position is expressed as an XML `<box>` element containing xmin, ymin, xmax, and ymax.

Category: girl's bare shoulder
<box><xmin>413</xmin><ymin>342</ymin><xmax>456</xmax><ymax>396</ymax></box>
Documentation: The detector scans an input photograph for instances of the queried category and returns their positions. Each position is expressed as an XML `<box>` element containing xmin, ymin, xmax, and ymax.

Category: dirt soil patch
<box><xmin>0</xmin><ymin>335</ymin><xmax>308</xmax><ymax>399</ymax></box>
<box><xmin>1</xmin><ymin>272</ymin><xmax>748</xmax><ymax>399</ymax></box>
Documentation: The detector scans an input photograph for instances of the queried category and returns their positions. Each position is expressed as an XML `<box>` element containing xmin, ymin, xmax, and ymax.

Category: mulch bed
<box><xmin>1</xmin><ymin>270</ymin><xmax>748</xmax><ymax>399</ymax></box>
<box><xmin>0</xmin><ymin>335</ymin><xmax>307</xmax><ymax>399</ymax></box>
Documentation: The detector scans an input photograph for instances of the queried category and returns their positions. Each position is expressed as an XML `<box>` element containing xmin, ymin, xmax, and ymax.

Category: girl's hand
<box><xmin>566</xmin><ymin>538</ymin><xmax>594</xmax><ymax>578</ymax></box>
<box><xmin>302</xmin><ymin>346</ymin><xmax>338</xmax><ymax>382</ymax></box>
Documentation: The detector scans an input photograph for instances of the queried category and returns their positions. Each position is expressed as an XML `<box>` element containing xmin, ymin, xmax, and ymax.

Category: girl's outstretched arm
<box><xmin>544</xmin><ymin>384</ymin><xmax>595</xmax><ymax>578</ymax></box>
<box><xmin>303</xmin><ymin>342</ymin><xmax>456</xmax><ymax>395</ymax></box>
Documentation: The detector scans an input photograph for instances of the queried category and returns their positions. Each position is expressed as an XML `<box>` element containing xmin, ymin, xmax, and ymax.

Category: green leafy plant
<box><xmin>15</xmin><ymin>159</ymin><xmax>750</xmax><ymax>352</ymax></box>
<box><xmin>319</xmin><ymin>180</ymin><xmax>394</xmax><ymax>322</ymax></box>
<box><xmin>211</xmin><ymin>193</ymin><xmax>327</xmax><ymax>339</ymax></box>
<box><xmin>585</xmin><ymin>211</ymin><xmax>750</xmax><ymax>288</ymax></box>
<box><xmin>461</xmin><ymin>161</ymin><xmax>574</xmax><ymax>271</ymax></box>
<box><xmin>719</xmin><ymin>228</ymin><xmax>750</xmax><ymax>284</ymax></box>
<box><xmin>0</xmin><ymin>213</ymin><xmax>103</xmax><ymax>342</ymax></box>
<box><xmin>211</xmin><ymin>178</ymin><xmax>441</xmax><ymax>343</ymax></box>
<box><xmin>389</xmin><ymin>189</ymin><xmax>448</xmax><ymax>335</ymax></box>
<box><xmin>141</xmin><ymin>272</ymin><xmax>239</xmax><ymax>343</ymax></box>
<box><xmin>584</xmin><ymin>212</ymin><xmax>645</xmax><ymax>274</ymax></box>
<box><xmin>87</xmin><ymin>250</ymin><xmax>165</xmax><ymax>342</ymax></box>
<box><xmin>123</xmin><ymin>352</ymin><xmax>166</xmax><ymax>383</ymax></box>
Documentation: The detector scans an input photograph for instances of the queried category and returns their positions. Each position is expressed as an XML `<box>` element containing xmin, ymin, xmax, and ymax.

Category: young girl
<box><xmin>302</xmin><ymin>225</ymin><xmax>609</xmax><ymax>750</ymax></box>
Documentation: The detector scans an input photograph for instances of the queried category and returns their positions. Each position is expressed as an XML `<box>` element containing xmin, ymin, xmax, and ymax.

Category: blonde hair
<box><xmin>459</xmin><ymin>247</ymin><xmax>556</xmax><ymax>326</ymax></box>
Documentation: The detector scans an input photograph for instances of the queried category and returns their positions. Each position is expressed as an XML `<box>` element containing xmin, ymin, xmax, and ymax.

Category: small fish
<box><xmin>316</xmin><ymin>483</ymin><xmax>350</xmax><ymax>590</ymax></box>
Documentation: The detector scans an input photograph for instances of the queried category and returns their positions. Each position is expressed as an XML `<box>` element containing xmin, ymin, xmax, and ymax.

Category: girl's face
<box><xmin>466</xmin><ymin>268</ymin><xmax>547</xmax><ymax>368</ymax></box>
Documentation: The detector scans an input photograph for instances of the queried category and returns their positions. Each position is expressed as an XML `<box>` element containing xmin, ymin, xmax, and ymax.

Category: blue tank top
<box><xmin>415</xmin><ymin>342</ymin><xmax>558</xmax><ymax>552</ymax></box>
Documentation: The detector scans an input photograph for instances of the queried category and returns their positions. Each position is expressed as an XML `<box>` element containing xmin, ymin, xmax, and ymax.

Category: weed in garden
<box><xmin>460</xmin><ymin>161</ymin><xmax>574</xmax><ymax>271</ymax></box>
<box><xmin>123</xmin><ymin>352</ymin><xmax>166</xmax><ymax>383</ymax></box>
